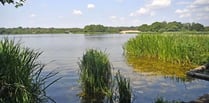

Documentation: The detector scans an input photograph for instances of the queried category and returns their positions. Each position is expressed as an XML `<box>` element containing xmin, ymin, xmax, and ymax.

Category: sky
<box><xmin>0</xmin><ymin>0</ymin><xmax>209</xmax><ymax>28</ymax></box>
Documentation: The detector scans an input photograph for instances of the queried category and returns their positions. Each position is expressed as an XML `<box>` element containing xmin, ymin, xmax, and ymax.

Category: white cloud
<box><xmin>175</xmin><ymin>0</ymin><xmax>209</xmax><ymax>21</ymax></box>
<box><xmin>109</xmin><ymin>16</ymin><xmax>125</xmax><ymax>22</ymax></box>
<box><xmin>150</xmin><ymin>12</ymin><xmax>155</xmax><ymax>17</ymax></box>
<box><xmin>150</xmin><ymin>0</ymin><xmax>171</xmax><ymax>8</ymax></box>
<box><xmin>72</xmin><ymin>10</ymin><xmax>82</xmax><ymax>15</ymax></box>
<box><xmin>205</xmin><ymin>7</ymin><xmax>209</xmax><ymax>12</ymax></box>
<box><xmin>58</xmin><ymin>16</ymin><xmax>64</xmax><ymax>19</ymax></box>
<box><xmin>87</xmin><ymin>4</ymin><xmax>95</xmax><ymax>9</ymax></box>
<box><xmin>130</xmin><ymin>8</ymin><xmax>149</xmax><ymax>16</ymax></box>
<box><xmin>175</xmin><ymin>9</ymin><xmax>191</xmax><ymax>18</ymax></box>
<box><xmin>132</xmin><ymin>19</ymin><xmax>141</xmax><ymax>25</ymax></box>
<box><xmin>176</xmin><ymin>1</ymin><xmax>190</xmax><ymax>5</ymax></box>
<box><xmin>129</xmin><ymin>13</ymin><xmax>134</xmax><ymax>17</ymax></box>
<box><xmin>179</xmin><ymin>13</ymin><xmax>191</xmax><ymax>18</ymax></box>
<box><xmin>137</xmin><ymin>8</ymin><xmax>149</xmax><ymax>14</ymax></box>
<box><xmin>175</xmin><ymin>9</ymin><xmax>188</xmax><ymax>14</ymax></box>
<box><xmin>130</xmin><ymin>0</ymin><xmax>171</xmax><ymax>17</ymax></box>
<box><xmin>193</xmin><ymin>0</ymin><xmax>209</xmax><ymax>5</ymax></box>
<box><xmin>119</xmin><ymin>17</ymin><xmax>125</xmax><ymax>21</ymax></box>
<box><xmin>30</xmin><ymin>14</ymin><xmax>37</xmax><ymax>18</ymax></box>
<box><xmin>110</xmin><ymin>16</ymin><xmax>117</xmax><ymax>19</ymax></box>
<box><xmin>115</xmin><ymin>0</ymin><xmax>124</xmax><ymax>3</ymax></box>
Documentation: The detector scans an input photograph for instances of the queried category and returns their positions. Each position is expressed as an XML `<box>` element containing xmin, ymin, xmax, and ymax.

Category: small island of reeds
<box><xmin>124</xmin><ymin>32</ymin><xmax>209</xmax><ymax>78</ymax></box>
<box><xmin>79</xmin><ymin>49</ymin><xmax>132</xmax><ymax>103</ymax></box>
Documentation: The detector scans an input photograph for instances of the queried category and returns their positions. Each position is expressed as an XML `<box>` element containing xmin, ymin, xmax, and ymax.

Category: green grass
<box><xmin>0</xmin><ymin>38</ymin><xmax>60</xmax><ymax>103</ymax></box>
<box><xmin>115</xmin><ymin>71</ymin><xmax>131</xmax><ymax>103</ymax></box>
<box><xmin>124</xmin><ymin>33</ymin><xmax>209</xmax><ymax>65</ymax></box>
<box><xmin>78</xmin><ymin>49</ymin><xmax>132</xmax><ymax>103</ymax></box>
<box><xmin>154</xmin><ymin>97</ymin><xmax>181</xmax><ymax>103</ymax></box>
<box><xmin>78</xmin><ymin>49</ymin><xmax>112</xmax><ymax>102</ymax></box>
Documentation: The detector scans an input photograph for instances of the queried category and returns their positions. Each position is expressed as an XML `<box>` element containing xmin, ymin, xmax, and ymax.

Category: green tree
<box><xmin>191</xmin><ymin>22</ymin><xmax>204</xmax><ymax>31</ymax></box>
<box><xmin>166</xmin><ymin>21</ymin><xmax>182</xmax><ymax>31</ymax></box>
<box><xmin>106</xmin><ymin>27</ymin><xmax>120</xmax><ymax>33</ymax></box>
<box><xmin>205</xmin><ymin>26</ymin><xmax>209</xmax><ymax>31</ymax></box>
<box><xmin>182</xmin><ymin>23</ymin><xmax>192</xmax><ymax>31</ymax></box>
<box><xmin>138</xmin><ymin>24</ymin><xmax>150</xmax><ymax>32</ymax></box>
<box><xmin>150</xmin><ymin>22</ymin><xmax>167</xmax><ymax>32</ymax></box>
<box><xmin>0</xmin><ymin>0</ymin><xmax>25</xmax><ymax>7</ymax></box>
<box><xmin>84</xmin><ymin>24</ymin><xmax>107</xmax><ymax>32</ymax></box>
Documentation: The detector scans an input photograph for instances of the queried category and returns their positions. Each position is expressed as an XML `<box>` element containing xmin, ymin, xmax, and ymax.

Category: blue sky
<box><xmin>0</xmin><ymin>0</ymin><xmax>209</xmax><ymax>28</ymax></box>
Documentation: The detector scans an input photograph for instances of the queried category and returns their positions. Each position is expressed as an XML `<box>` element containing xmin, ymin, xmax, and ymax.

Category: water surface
<box><xmin>1</xmin><ymin>34</ymin><xmax>209</xmax><ymax>103</ymax></box>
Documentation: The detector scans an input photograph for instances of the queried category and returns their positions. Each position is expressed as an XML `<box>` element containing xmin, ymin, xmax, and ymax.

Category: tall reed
<box><xmin>124</xmin><ymin>33</ymin><xmax>209</xmax><ymax>65</ymax></box>
<box><xmin>154</xmin><ymin>97</ymin><xmax>181</xmax><ymax>103</ymax></box>
<box><xmin>79</xmin><ymin>49</ymin><xmax>132</xmax><ymax>103</ymax></box>
<box><xmin>0</xmin><ymin>38</ymin><xmax>59</xmax><ymax>103</ymax></box>
<box><xmin>79</xmin><ymin>49</ymin><xmax>112</xmax><ymax>102</ymax></box>
<box><xmin>115</xmin><ymin>71</ymin><xmax>131</xmax><ymax>103</ymax></box>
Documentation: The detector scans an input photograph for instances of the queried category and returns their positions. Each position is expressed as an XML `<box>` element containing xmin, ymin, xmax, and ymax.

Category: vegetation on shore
<box><xmin>125</xmin><ymin>33</ymin><xmax>209</xmax><ymax>66</ymax></box>
<box><xmin>0</xmin><ymin>25</ymin><xmax>136</xmax><ymax>34</ymax></box>
<box><xmin>1</xmin><ymin>21</ymin><xmax>208</xmax><ymax>35</ymax></box>
<box><xmin>79</xmin><ymin>49</ymin><xmax>132</xmax><ymax>103</ymax></box>
<box><xmin>124</xmin><ymin>33</ymin><xmax>209</xmax><ymax>80</ymax></box>
<box><xmin>138</xmin><ymin>21</ymin><xmax>207</xmax><ymax>32</ymax></box>
<box><xmin>0</xmin><ymin>38</ymin><xmax>60</xmax><ymax>103</ymax></box>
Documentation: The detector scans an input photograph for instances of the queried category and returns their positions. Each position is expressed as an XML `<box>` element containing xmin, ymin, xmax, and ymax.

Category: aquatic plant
<box><xmin>79</xmin><ymin>49</ymin><xmax>112</xmax><ymax>102</ymax></box>
<box><xmin>124</xmin><ymin>33</ymin><xmax>209</xmax><ymax>65</ymax></box>
<box><xmin>154</xmin><ymin>97</ymin><xmax>181</xmax><ymax>103</ymax></box>
<box><xmin>127</xmin><ymin>56</ymin><xmax>195</xmax><ymax>80</ymax></box>
<box><xmin>0</xmin><ymin>38</ymin><xmax>60</xmax><ymax>103</ymax></box>
<box><xmin>115</xmin><ymin>71</ymin><xmax>131</xmax><ymax>103</ymax></box>
<box><xmin>79</xmin><ymin>49</ymin><xmax>132</xmax><ymax>103</ymax></box>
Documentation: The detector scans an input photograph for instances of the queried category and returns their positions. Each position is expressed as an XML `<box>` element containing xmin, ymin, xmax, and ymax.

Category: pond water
<box><xmin>1</xmin><ymin>34</ymin><xmax>209</xmax><ymax>103</ymax></box>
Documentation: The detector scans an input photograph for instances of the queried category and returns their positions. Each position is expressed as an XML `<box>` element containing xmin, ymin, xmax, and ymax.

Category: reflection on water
<box><xmin>127</xmin><ymin>56</ymin><xmax>196</xmax><ymax>81</ymax></box>
<box><xmin>126</xmin><ymin>56</ymin><xmax>209</xmax><ymax>102</ymax></box>
<box><xmin>1</xmin><ymin>34</ymin><xmax>209</xmax><ymax>103</ymax></box>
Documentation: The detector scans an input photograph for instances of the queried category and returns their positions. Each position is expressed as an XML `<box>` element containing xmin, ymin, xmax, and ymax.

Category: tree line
<box><xmin>138</xmin><ymin>21</ymin><xmax>207</xmax><ymax>32</ymax></box>
<box><xmin>0</xmin><ymin>25</ymin><xmax>137</xmax><ymax>34</ymax></box>
<box><xmin>0</xmin><ymin>21</ymin><xmax>208</xmax><ymax>34</ymax></box>
<box><xmin>0</xmin><ymin>27</ymin><xmax>83</xmax><ymax>34</ymax></box>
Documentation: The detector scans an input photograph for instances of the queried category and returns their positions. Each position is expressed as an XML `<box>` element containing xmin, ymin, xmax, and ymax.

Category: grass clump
<box><xmin>154</xmin><ymin>97</ymin><xmax>181</xmax><ymax>103</ymax></box>
<box><xmin>124</xmin><ymin>33</ymin><xmax>209</xmax><ymax>65</ymax></box>
<box><xmin>79</xmin><ymin>49</ymin><xmax>132</xmax><ymax>103</ymax></box>
<box><xmin>79</xmin><ymin>49</ymin><xmax>112</xmax><ymax>102</ymax></box>
<box><xmin>0</xmin><ymin>38</ymin><xmax>59</xmax><ymax>103</ymax></box>
<box><xmin>114</xmin><ymin>71</ymin><xmax>131</xmax><ymax>103</ymax></box>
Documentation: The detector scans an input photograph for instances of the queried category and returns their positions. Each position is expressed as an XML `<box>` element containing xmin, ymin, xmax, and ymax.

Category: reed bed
<box><xmin>79</xmin><ymin>49</ymin><xmax>132</xmax><ymax>103</ymax></box>
<box><xmin>0</xmin><ymin>38</ymin><xmax>59</xmax><ymax>103</ymax></box>
<box><xmin>124</xmin><ymin>33</ymin><xmax>209</xmax><ymax>65</ymax></box>
<box><xmin>79</xmin><ymin>49</ymin><xmax>112</xmax><ymax>102</ymax></box>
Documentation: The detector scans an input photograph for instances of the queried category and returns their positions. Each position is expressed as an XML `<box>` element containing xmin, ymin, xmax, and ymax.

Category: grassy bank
<box><xmin>124</xmin><ymin>33</ymin><xmax>209</xmax><ymax>66</ymax></box>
